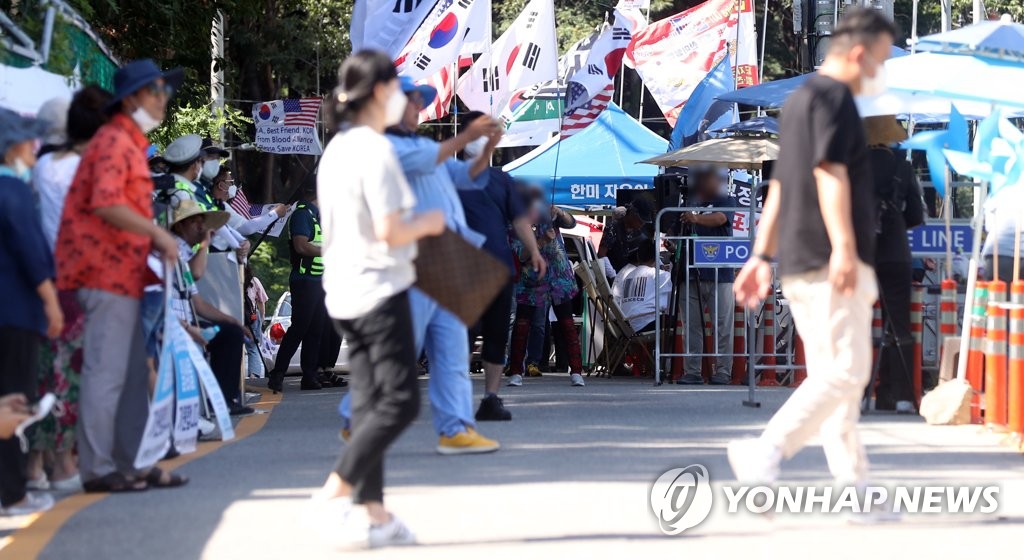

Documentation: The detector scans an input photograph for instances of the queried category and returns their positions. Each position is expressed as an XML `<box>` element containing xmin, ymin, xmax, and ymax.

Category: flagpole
<box><xmin>759</xmin><ymin>0</ymin><xmax>768</xmax><ymax>84</ymax></box>
<box><xmin>551</xmin><ymin>62</ymin><xmax>575</xmax><ymax>207</ymax></box>
<box><xmin>636</xmin><ymin>4</ymin><xmax>650</xmax><ymax>123</ymax></box>
<box><xmin>734</xmin><ymin>0</ymin><xmax>742</xmax><ymax>91</ymax></box>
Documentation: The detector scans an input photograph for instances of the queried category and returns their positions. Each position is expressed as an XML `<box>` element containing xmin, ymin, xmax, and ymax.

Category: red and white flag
<box><xmin>625</xmin><ymin>0</ymin><xmax>758</xmax><ymax>127</ymax></box>
<box><xmin>417</xmin><ymin>64</ymin><xmax>459</xmax><ymax>122</ymax></box>
<box><xmin>395</xmin><ymin>0</ymin><xmax>491</xmax><ymax>81</ymax></box>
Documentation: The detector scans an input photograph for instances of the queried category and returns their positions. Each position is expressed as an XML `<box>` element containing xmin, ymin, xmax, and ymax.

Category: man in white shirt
<box><xmin>614</xmin><ymin>242</ymin><xmax>671</xmax><ymax>334</ymax></box>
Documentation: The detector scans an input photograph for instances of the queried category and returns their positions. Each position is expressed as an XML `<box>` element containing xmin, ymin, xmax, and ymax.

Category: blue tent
<box><xmin>718</xmin><ymin>47</ymin><xmax>909</xmax><ymax>108</ymax></box>
<box><xmin>503</xmin><ymin>103</ymin><xmax>668</xmax><ymax>207</ymax></box>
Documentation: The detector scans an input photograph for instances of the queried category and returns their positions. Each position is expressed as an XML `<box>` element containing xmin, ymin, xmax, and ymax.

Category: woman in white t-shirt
<box><xmin>312</xmin><ymin>50</ymin><xmax>444</xmax><ymax>549</ymax></box>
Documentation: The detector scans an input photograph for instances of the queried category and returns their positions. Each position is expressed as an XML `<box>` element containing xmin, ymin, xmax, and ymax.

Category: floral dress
<box><xmin>513</xmin><ymin>219</ymin><xmax>579</xmax><ymax>308</ymax></box>
<box><xmin>32</xmin><ymin>290</ymin><xmax>83</xmax><ymax>453</ymax></box>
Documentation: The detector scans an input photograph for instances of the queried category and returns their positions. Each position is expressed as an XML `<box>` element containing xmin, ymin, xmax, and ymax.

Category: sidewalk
<box><xmin>16</xmin><ymin>375</ymin><xmax>1024</xmax><ymax>559</ymax></box>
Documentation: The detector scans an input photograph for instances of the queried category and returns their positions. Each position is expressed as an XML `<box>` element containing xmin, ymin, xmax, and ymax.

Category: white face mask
<box><xmin>463</xmin><ymin>137</ymin><xmax>489</xmax><ymax>159</ymax></box>
<box><xmin>385</xmin><ymin>89</ymin><xmax>408</xmax><ymax>126</ymax></box>
<box><xmin>130</xmin><ymin>106</ymin><xmax>162</xmax><ymax>133</ymax></box>
<box><xmin>860</xmin><ymin>59</ymin><xmax>888</xmax><ymax>97</ymax></box>
<box><xmin>11</xmin><ymin>158</ymin><xmax>31</xmax><ymax>181</ymax></box>
<box><xmin>227</xmin><ymin>184</ymin><xmax>238</xmax><ymax>199</ymax></box>
<box><xmin>202</xmin><ymin>159</ymin><xmax>221</xmax><ymax>180</ymax></box>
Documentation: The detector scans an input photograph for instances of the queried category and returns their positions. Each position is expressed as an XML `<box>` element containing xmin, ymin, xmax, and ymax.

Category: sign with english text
<box><xmin>693</xmin><ymin>239</ymin><xmax>751</xmax><ymax>266</ymax></box>
<box><xmin>908</xmin><ymin>224</ymin><xmax>973</xmax><ymax>255</ymax></box>
<box><xmin>252</xmin><ymin>99</ymin><xmax>323</xmax><ymax>155</ymax></box>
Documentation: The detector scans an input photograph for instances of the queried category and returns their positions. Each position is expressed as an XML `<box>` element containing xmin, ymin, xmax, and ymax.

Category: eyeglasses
<box><xmin>145</xmin><ymin>82</ymin><xmax>174</xmax><ymax>98</ymax></box>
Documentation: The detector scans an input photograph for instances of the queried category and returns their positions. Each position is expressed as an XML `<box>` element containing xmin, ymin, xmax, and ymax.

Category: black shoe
<box><xmin>230</xmin><ymin>404</ymin><xmax>256</xmax><ymax>416</ymax></box>
<box><xmin>677</xmin><ymin>374</ymin><xmax>704</xmax><ymax>385</ymax></box>
<box><xmin>475</xmin><ymin>394</ymin><xmax>512</xmax><ymax>421</ymax></box>
<box><xmin>267</xmin><ymin>372</ymin><xmax>284</xmax><ymax>393</ymax></box>
<box><xmin>300</xmin><ymin>378</ymin><xmax>323</xmax><ymax>391</ymax></box>
<box><xmin>329</xmin><ymin>374</ymin><xmax>348</xmax><ymax>388</ymax></box>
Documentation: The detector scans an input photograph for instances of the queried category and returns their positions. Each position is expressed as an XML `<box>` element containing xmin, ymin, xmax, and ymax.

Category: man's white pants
<box><xmin>761</xmin><ymin>262</ymin><xmax>878</xmax><ymax>483</ymax></box>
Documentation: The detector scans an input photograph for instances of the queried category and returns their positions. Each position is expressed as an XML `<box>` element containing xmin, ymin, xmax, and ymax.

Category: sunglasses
<box><xmin>144</xmin><ymin>82</ymin><xmax>174</xmax><ymax>97</ymax></box>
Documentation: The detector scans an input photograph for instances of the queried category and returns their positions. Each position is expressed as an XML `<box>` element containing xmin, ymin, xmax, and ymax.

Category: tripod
<box><xmin>861</xmin><ymin>284</ymin><xmax>917</xmax><ymax>414</ymax></box>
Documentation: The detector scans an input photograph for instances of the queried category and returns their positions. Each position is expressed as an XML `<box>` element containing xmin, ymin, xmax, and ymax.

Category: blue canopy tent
<box><xmin>718</xmin><ymin>47</ymin><xmax>909</xmax><ymax>109</ymax></box>
<box><xmin>503</xmin><ymin>103</ymin><xmax>668</xmax><ymax>207</ymax></box>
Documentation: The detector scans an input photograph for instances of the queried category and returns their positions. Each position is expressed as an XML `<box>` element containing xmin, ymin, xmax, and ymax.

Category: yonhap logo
<box><xmin>649</xmin><ymin>465</ymin><xmax>713</xmax><ymax>535</ymax></box>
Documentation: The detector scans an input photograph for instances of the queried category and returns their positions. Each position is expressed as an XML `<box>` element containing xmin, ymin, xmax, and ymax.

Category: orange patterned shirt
<box><xmin>56</xmin><ymin>113</ymin><xmax>154</xmax><ymax>299</ymax></box>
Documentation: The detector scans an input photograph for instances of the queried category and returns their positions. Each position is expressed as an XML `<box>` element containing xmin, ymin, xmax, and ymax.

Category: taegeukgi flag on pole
<box><xmin>395</xmin><ymin>0</ymin><xmax>491</xmax><ymax>81</ymax></box>
<box><xmin>457</xmin><ymin>0</ymin><xmax>557</xmax><ymax>119</ymax></box>
<box><xmin>624</xmin><ymin>0</ymin><xmax>758</xmax><ymax>127</ymax></box>
<box><xmin>350</xmin><ymin>0</ymin><xmax>439</xmax><ymax>58</ymax></box>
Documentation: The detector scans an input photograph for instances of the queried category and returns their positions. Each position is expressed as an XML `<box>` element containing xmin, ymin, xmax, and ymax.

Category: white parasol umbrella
<box><xmin>640</xmin><ymin>137</ymin><xmax>779</xmax><ymax>170</ymax></box>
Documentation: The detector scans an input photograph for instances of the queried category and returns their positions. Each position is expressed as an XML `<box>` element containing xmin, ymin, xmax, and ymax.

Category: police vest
<box><xmin>173</xmin><ymin>178</ymin><xmax>217</xmax><ymax>211</ymax></box>
<box><xmin>292</xmin><ymin>202</ymin><xmax>324</xmax><ymax>276</ymax></box>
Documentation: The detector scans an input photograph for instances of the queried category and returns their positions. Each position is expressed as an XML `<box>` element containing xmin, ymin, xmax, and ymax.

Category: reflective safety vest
<box><xmin>174</xmin><ymin>178</ymin><xmax>217</xmax><ymax>211</ymax></box>
<box><xmin>293</xmin><ymin>202</ymin><xmax>324</xmax><ymax>277</ymax></box>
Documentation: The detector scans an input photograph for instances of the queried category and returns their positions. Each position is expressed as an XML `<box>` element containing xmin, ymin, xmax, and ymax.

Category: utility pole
<box><xmin>940</xmin><ymin>0</ymin><xmax>952</xmax><ymax>31</ymax></box>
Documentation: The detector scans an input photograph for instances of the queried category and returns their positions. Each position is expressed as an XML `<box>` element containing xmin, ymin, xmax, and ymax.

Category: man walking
<box><xmin>729</xmin><ymin>9</ymin><xmax>895</xmax><ymax>486</ymax></box>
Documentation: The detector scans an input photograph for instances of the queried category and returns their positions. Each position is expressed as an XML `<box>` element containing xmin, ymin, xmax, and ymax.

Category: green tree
<box><xmin>148</xmin><ymin>103</ymin><xmax>252</xmax><ymax>150</ymax></box>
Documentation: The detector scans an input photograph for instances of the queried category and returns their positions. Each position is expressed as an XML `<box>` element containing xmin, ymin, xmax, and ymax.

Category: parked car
<box><xmin>261</xmin><ymin>292</ymin><xmax>349</xmax><ymax>374</ymax></box>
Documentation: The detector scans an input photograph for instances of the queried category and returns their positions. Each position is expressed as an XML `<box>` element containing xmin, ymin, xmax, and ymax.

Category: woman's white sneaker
<box><xmin>570</xmin><ymin>373</ymin><xmax>586</xmax><ymax>387</ymax></box>
<box><xmin>368</xmin><ymin>515</ymin><xmax>416</xmax><ymax>548</ymax></box>
<box><xmin>507</xmin><ymin>374</ymin><xmax>523</xmax><ymax>387</ymax></box>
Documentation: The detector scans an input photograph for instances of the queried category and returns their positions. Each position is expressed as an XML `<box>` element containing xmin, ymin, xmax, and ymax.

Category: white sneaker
<box><xmin>727</xmin><ymin>438</ymin><xmax>781</xmax><ymax>483</ymax></box>
<box><xmin>50</xmin><ymin>474</ymin><xmax>83</xmax><ymax>493</ymax></box>
<box><xmin>895</xmin><ymin>401</ymin><xmax>916</xmax><ymax>414</ymax></box>
<box><xmin>368</xmin><ymin>515</ymin><xmax>417</xmax><ymax>549</ymax></box>
<box><xmin>507</xmin><ymin>374</ymin><xmax>523</xmax><ymax>387</ymax></box>
<box><xmin>570</xmin><ymin>373</ymin><xmax>586</xmax><ymax>387</ymax></box>
<box><xmin>1</xmin><ymin>492</ymin><xmax>54</xmax><ymax>516</ymax></box>
<box><xmin>26</xmin><ymin>475</ymin><xmax>49</xmax><ymax>491</ymax></box>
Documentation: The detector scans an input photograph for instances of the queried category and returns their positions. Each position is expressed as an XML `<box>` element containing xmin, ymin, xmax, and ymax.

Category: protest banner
<box><xmin>625</xmin><ymin>0</ymin><xmax>758</xmax><ymax>126</ymax></box>
<box><xmin>252</xmin><ymin>98</ymin><xmax>323</xmax><ymax>155</ymax></box>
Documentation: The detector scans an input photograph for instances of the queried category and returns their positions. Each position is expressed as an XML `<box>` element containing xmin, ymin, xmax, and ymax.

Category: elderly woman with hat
<box><xmin>0</xmin><ymin>106</ymin><xmax>63</xmax><ymax>514</ymax></box>
<box><xmin>56</xmin><ymin>59</ymin><xmax>187</xmax><ymax>493</ymax></box>
<box><xmin>864</xmin><ymin>115</ymin><xmax>924</xmax><ymax>414</ymax></box>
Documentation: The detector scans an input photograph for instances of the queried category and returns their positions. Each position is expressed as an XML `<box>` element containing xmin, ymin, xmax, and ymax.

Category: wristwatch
<box><xmin>753</xmin><ymin>252</ymin><xmax>773</xmax><ymax>263</ymax></box>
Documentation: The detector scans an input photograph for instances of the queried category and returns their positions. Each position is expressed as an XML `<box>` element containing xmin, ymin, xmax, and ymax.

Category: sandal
<box><xmin>145</xmin><ymin>467</ymin><xmax>189</xmax><ymax>489</ymax></box>
<box><xmin>83</xmin><ymin>472</ymin><xmax>148</xmax><ymax>494</ymax></box>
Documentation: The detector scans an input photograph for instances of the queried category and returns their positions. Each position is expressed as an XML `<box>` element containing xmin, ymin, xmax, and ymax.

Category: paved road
<box><xmin>9</xmin><ymin>374</ymin><xmax>1024</xmax><ymax>559</ymax></box>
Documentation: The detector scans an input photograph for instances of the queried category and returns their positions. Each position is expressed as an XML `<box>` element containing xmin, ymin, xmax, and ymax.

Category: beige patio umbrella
<box><xmin>640</xmin><ymin>137</ymin><xmax>780</xmax><ymax>170</ymax></box>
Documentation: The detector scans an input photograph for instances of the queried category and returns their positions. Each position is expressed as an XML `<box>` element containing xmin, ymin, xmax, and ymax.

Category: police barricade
<box><xmin>653</xmin><ymin>207</ymin><xmax>800</xmax><ymax>406</ymax></box>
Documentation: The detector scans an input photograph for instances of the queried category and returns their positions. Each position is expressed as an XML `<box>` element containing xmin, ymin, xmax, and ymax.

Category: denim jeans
<box><xmin>339</xmin><ymin>288</ymin><xmax>474</xmax><ymax>437</ymax></box>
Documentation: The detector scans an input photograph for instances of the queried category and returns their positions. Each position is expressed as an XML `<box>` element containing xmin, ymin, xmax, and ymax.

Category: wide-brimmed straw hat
<box><xmin>171</xmin><ymin>199</ymin><xmax>230</xmax><ymax>230</ymax></box>
<box><xmin>864</xmin><ymin>115</ymin><xmax>908</xmax><ymax>146</ymax></box>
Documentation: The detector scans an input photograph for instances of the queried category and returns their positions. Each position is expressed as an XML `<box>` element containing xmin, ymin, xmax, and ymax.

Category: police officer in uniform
<box><xmin>268</xmin><ymin>184</ymin><xmax>327</xmax><ymax>392</ymax></box>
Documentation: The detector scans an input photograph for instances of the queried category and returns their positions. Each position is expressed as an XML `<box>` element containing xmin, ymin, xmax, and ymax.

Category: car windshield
<box><xmin>277</xmin><ymin>295</ymin><xmax>291</xmax><ymax>318</ymax></box>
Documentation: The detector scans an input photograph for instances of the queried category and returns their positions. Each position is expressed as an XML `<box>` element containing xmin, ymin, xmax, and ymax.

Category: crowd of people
<box><xmin>6</xmin><ymin>4</ymin><xmax>1019</xmax><ymax>548</ymax></box>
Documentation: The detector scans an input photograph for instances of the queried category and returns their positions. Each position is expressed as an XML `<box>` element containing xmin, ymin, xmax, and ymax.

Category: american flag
<box><xmin>283</xmin><ymin>98</ymin><xmax>321</xmax><ymax>127</ymax></box>
<box><xmin>560</xmin><ymin>83</ymin><xmax>615</xmax><ymax>138</ymax></box>
<box><xmin>228</xmin><ymin>187</ymin><xmax>252</xmax><ymax>219</ymax></box>
<box><xmin>419</xmin><ymin>66</ymin><xmax>455</xmax><ymax>123</ymax></box>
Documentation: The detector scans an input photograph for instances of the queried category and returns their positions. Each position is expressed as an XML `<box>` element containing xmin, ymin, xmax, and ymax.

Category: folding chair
<box><xmin>588</xmin><ymin>260</ymin><xmax>659</xmax><ymax>377</ymax></box>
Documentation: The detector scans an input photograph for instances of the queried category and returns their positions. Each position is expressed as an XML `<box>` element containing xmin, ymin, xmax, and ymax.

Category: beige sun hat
<box><xmin>171</xmin><ymin>199</ymin><xmax>230</xmax><ymax>230</ymax></box>
<box><xmin>864</xmin><ymin>115</ymin><xmax>908</xmax><ymax>146</ymax></box>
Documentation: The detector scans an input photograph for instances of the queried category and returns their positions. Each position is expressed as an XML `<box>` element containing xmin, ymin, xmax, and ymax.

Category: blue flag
<box><xmin>669</xmin><ymin>53</ymin><xmax>737</xmax><ymax>151</ymax></box>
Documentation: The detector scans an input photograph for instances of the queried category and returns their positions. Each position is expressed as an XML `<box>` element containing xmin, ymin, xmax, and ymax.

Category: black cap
<box><xmin>201</xmin><ymin>137</ymin><xmax>230</xmax><ymax>158</ymax></box>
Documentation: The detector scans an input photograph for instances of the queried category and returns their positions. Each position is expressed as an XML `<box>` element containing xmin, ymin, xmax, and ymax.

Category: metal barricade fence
<box><xmin>653</xmin><ymin>207</ymin><xmax>805</xmax><ymax>406</ymax></box>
